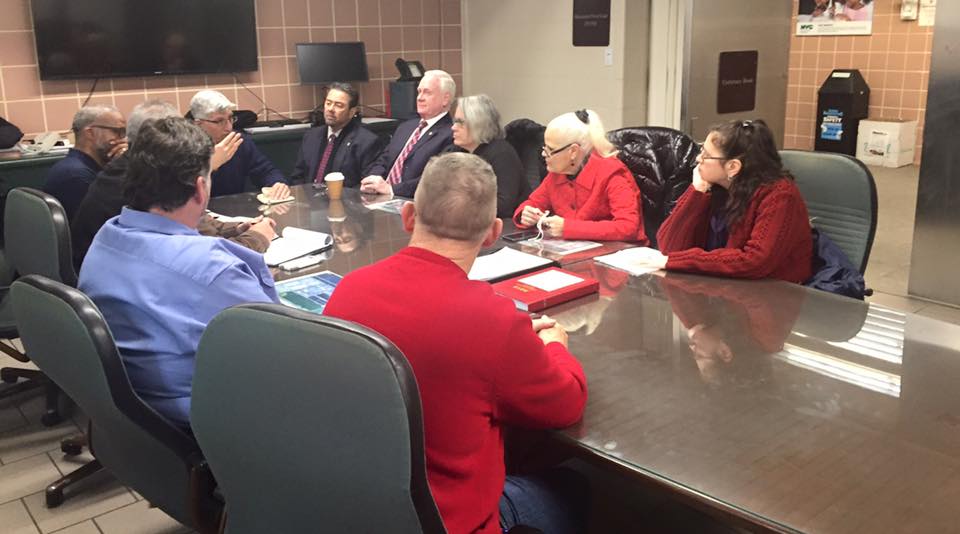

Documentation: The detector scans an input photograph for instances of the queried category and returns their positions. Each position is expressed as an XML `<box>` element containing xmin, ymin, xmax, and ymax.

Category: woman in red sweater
<box><xmin>650</xmin><ymin>119</ymin><xmax>812</xmax><ymax>283</ymax></box>
<box><xmin>512</xmin><ymin>109</ymin><xmax>647</xmax><ymax>243</ymax></box>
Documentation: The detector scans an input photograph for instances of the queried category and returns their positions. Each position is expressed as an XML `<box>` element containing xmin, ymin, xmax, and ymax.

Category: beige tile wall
<box><xmin>785</xmin><ymin>0</ymin><xmax>933</xmax><ymax>164</ymax></box>
<box><xmin>0</xmin><ymin>0</ymin><xmax>463</xmax><ymax>137</ymax></box>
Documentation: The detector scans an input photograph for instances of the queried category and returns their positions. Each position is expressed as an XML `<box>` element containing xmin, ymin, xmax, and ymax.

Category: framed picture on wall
<box><xmin>796</xmin><ymin>0</ymin><xmax>874</xmax><ymax>36</ymax></box>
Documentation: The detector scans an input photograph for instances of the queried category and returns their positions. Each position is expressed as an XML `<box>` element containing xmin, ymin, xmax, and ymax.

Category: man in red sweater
<box><xmin>324</xmin><ymin>153</ymin><xmax>588</xmax><ymax>534</ymax></box>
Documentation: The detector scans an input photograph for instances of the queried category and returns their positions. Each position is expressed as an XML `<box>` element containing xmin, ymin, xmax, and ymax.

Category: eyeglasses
<box><xmin>698</xmin><ymin>146</ymin><xmax>728</xmax><ymax>162</ymax></box>
<box><xmin>542</xmin><ymin>143</ymin><xmax>574</xmax><ymax>159</ymax></box>
<box><xmin>89</xmin><ymin>124</ymin><xmax>126</xmax><ymax>137</ymax></box>
<box><xmin>197</xmin><ymin>115</ymin><xmax>237</xmax><ymax>127</ymax></box>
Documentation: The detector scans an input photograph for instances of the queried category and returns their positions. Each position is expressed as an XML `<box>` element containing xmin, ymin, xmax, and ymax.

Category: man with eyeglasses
<box><xmin>43</xmin><ymin>104</ymin><xmax>128</xmax><ymax>221</ymax></box>
<box><xmin>189</xmin><ymin>90</ymin><xmax>291</xmax><ymax>199</ymax></box>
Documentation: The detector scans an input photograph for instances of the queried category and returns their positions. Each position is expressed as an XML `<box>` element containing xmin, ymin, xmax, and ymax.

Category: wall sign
<box><xmin>717</xmin><ymin>51</ymin><xmax>758</xmax><ymax>114</ymax></box>
<box><xmin>796</xmin><ymin>0</ymin><xmax>874</xmax><ymax>36</ymax></box>
<box><xmin>573</xmin><ymin>0</ymin><xmax>610</xmax><ymax>46</ymax></box>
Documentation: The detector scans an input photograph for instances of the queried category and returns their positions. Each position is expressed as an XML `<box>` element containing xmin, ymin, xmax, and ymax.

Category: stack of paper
<box><xmin>264</xmin><ymin>227</ymin><xmax>333</xmax><ymax>266</ymax></box>
<box><xmin>468</xmin><ymin>247</ymin><xmax>555</xmax><ymax>282</ymax></box>
<box><xmin>593</xmin><ymin>247</ymin><xmax>664</xmax><ymax>276</ymax></box>
<box><xmin>257</xmin><ymin>187</ymin><xmax>295</xmax><ymax>205</ymax></box>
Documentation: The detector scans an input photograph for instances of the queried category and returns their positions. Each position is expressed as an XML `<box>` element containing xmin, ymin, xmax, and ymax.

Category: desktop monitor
<box><xmin>296</xmin><ymin>42</ymin><xmax>369</xmax><ymax>84</ymax></box>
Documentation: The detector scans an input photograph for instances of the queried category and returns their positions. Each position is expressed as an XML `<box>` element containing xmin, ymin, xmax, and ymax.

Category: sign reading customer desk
<box><xmin>717</xmin><ymin>51</ymin><xmax>758</xmax><ymax>114</ymax></box>
<box><xmin>796</xmin><ymin>0</ymin><xmax>874</xmax><ymax>36</ymax></box>
<box><xmin>573</xmin><ymin>0</ymin><xmax>610</xmax><ymax>46</ymax></box>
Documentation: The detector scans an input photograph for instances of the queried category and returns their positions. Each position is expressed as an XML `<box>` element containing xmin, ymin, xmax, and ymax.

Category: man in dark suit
<box><xmin>290</xmin><ymin>82</ymin><xmax>381</xmax><ymax>188</ymax></box>
<box><xmin>360</xmin><ymin>70</ymin><xmax>455</xmax><ymax>198</ymax></box>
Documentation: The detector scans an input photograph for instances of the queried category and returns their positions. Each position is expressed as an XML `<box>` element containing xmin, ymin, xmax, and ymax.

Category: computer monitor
<box><xmin>296</xmin><ymin>42</ymin><xmax>369</xmax><ymax>84</ymax></box>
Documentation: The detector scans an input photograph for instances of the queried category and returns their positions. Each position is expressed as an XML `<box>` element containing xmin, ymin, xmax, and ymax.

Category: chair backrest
<box><xmin>4</xmin><ymin>187</ymin><xmax>77</xmax><ymax>286</ymax></box>
<box><xmin>608</xmin><ymin>127</ymin><xmax>699</xmax><ymax>246</ymax></box>
<box><xmin>10</xmin><ymin>275</ymin><xmax>206</xmax><ymax>527</ymax></box>
<box><xmin>191</xmin><ymin>304</ymin><xmax>445</xmax><ymax>534</ymax></box>
<box><xmin>504</xmin><ymin>118</ymin><xmax>547</xmax><ymax>193</ymax></box>
<box><xmin>779</xmin><ymin>149</ymin><xmax>877</xmax><ymax>273</ymax></box>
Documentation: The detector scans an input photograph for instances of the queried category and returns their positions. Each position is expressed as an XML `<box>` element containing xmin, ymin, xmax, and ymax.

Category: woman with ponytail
<box><xmin>652</xmin><ymin>119</ymin><xmax>813</xmax><ymax>283</ymax></box>
<box><xmin>512</xmin><ymin>109</ymin><xmax>647</xmax><ymax>243</ymax></box>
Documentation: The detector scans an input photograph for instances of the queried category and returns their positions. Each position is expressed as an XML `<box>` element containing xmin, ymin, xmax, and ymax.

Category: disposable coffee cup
<box><xmin>325</xmin><ymin>172</ymin><xmax>345</xmax><ymax>200</ymax></box>
<box><xmin>327</xmin><ymin>199</ymin><xmax>346</xmax><ymax>222</ymax></box>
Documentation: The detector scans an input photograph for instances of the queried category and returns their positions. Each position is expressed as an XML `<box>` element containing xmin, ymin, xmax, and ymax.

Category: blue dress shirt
<box><xmin>43</xmin><ymin>148</ymin><xmax>101</xmax><ymax>221</ymax></box>
<box><xmin>210</xmin><ymin>133</ymin><xmax>287</xmax><ymax>197</ymax></box>
<box><xmin>78</xmin><ymin>207</ymin><xmax>279</xmax><ymax>428</ymax></box>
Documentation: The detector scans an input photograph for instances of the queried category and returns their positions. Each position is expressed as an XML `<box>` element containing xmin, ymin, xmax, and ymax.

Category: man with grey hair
<box><xmin>71</xmin><ymin>100</ymin><xmax>277</xmax><ymax>269</ymax></box>
<box><xmin>189</xmin><ymin>89</ymin><xmax>290</xmax><ymax>199</ymax></box>
<box><xmin>360</xmin><ymin>69</ymin><xmax>455</xmax><ymax>198</ymax></box>
<box><xmin>43</xmin><ymin>104</ymin><xmax>128</xmax><ymax>220</ymax></box>
<box><xmin>326</xmin><ymin>152</ymin><xmax>588</xmax><ymax>534</ymax></box>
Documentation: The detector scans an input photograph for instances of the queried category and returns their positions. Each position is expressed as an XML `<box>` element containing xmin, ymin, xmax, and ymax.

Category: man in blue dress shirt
<box><xmin>79</xmin><ymin>116</ymin><xmax>279</xmax><ymax>429</ymax></box>
<box><xmin>43</xmin><ymin>104</ymin><xmax>128</xmax><ymax>220</ymax></box>
<box><xmin>189</xmin><ymin>89</ymin><xmax>291</xmax><ymax>199</ymax></box>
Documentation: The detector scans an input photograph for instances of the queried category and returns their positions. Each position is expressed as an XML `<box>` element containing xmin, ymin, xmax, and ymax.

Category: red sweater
<box><xmin>513</xmin><ymin>152</ymin><xmax>648</xmax><ymax>243</ymax></box>
<box><xmin>657</xmin><ymin>179</ymin><xmax>813</xmax><ymax>283</ymax></box>
<box><xmin>323</xmin><ymin>247</ymin><xmax>587</xmax><ymax>534</ymax></box>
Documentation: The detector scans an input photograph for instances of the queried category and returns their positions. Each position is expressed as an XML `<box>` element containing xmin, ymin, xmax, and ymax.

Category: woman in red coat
<box><xmin>512</xmin><ymin>109</ymin><xmax>647</xmax><ymax>243</ymax></box>
<box><xmin>646</xmin><ymin>119</ymin><xmax>812</xmax><ymax>283</ymax></box>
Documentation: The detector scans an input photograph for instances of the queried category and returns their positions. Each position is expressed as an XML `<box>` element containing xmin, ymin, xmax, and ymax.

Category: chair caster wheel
<box><xmin>46</xmin><ymin>487</ymin><xmax>64</xmax><ymax>508</ymax></box>
<box><xmin>41</xmin><ymin>412</ymin><xmax>62</xmax><ymax>427</ymax></box>
<box><xmin>61</xmin><ymin>442</ymin><xmax>83</xmax><ymax>456</ymax></box>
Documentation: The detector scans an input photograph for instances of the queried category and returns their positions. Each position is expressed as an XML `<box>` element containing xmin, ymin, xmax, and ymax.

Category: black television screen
<box><xmin>31</xmin><ymin>0</ymin><xmax>258</xmax><ymax>80</ymax></box>
<box><xmin>296</xmin><ymin>42</ymin><xmax>369</xmax><ymax>85</ymax></box>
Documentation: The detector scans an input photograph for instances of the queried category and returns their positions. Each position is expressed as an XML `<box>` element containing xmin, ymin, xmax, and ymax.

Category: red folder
<box><xmin>493</xmin><ymin>267</ymin><xmax>599</xmax><ymax>312</ymax></box>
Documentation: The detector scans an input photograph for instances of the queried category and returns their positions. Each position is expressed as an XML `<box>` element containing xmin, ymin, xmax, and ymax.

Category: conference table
<box><xmin>210</xmin><ymin>185</ymin><xmax>960</xmax><ymax>533</ymax></box>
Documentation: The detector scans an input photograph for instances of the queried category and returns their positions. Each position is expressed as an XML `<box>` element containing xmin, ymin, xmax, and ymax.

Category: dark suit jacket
<box><xmin>444</xmin><ymin>139</ymin><xmax>531</xmax><ymax>219</ymax></box>
<box><xmin>290</xmin><ymin>117</ymin><xmax>381</xmax><ymax>188</ymax></box>
<box><xmin>364</xmin><ymin>113</ymin><xmax>453</xmax><ymax>198</ymax></box>
<box><xmin>210</xmin><ymin>133</ymin><xmax>287</xmax><ymax>197</ymax></box>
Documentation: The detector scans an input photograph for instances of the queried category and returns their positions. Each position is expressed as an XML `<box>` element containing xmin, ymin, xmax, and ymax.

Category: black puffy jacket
<box><xmin>608</xmin><ymin>127</ymin><xmax>699</xmax><ymax>247</ymax></box>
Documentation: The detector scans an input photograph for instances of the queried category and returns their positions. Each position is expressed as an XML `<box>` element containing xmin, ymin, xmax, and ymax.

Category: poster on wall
<box><xmin>796</xmin><ymin>0</ymin><xmax>874</xmax><ymax>36</ymax></box>
<box><xmin>573</xmin><ymin>0</ymin><xmax>610</xmax><ymax>46</ymax></box>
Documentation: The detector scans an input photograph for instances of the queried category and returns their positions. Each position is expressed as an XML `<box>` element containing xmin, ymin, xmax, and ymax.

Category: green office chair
<box><xmin>0</xmin><ymin>187</ymin><xmax>78</xmax><ymax>425</ymax></box>
<box><xmin>11</xmin><ymin>275</ymin><xmax>222</xmax><ymax>532</ymax></box>
<box><xmin>779</xmin><ymin>150</ymin><xmax>878</xmax><ymax>274</ymax></box>
<box><xmin>191</xmin><ymin>304</ymin><xmax>446</xmax><ymax>534</ymax></box>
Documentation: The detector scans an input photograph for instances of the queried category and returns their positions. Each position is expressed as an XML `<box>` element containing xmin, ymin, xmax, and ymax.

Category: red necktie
<box><xmin>387</xmin><ymin>120</ymin><xmax>427</xmax><ymax>185</ymax></box>
<box><xmin>313</xmin><ymin>133</ymin><xmax>336</xmax><ymax>184</ymax></box>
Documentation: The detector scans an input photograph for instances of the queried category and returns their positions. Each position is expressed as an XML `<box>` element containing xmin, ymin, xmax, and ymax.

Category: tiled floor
<box><xmin>0</xmin><ymin>347</ymin><xmax>191</xmax><ymax>533</ymax></box>
<box><xmin>0</xmin><ymin>163</ymin><xmax>957</xmax><ymax>533</ymax></box>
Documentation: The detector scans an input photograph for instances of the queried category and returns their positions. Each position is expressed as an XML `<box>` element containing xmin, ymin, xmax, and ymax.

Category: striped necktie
<box><xmin>387</xmin><ymin>120</ymin><xmax>428</xmax><ymax>185</ymax></box>
<box><xmin>313</xmin><ymin>133</ymin><xmax>336</xmax><ymax>184</ymax></box>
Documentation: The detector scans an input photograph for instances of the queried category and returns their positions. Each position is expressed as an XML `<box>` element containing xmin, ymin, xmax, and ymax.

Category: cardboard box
<box><xmin>856</xmin><ymin>118</ymin><xmax>917</xmax><ymax>168</ymax></box>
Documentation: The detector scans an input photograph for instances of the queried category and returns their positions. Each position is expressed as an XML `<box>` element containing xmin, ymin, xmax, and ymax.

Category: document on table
<box><xmin>364</xmin><ymin>198</ymin><xmax>407</xmax><ymax>214</ymax></box>
<box><xmin>520</xmin><ymin>238</ymin><xmax>601</xmax><ymax>256</ymax></box>
<box><xmin>206</xmin><ymin>210</ymin><xmax>254</xmax><ymax>224</ymax></box>
<box><xmin>264</xmin><ymin>227</ymin><xmax>333</xmax><ymax>266</ymax></box>
<box><xmin>468</xmin><ymin>246</ymin><xmax>555</xmax><ymax>282</ymax></box>
<box><xmin>593</xmin><ymin>247</ymin><xmax>664</xmax><ymax>276</ymax></box>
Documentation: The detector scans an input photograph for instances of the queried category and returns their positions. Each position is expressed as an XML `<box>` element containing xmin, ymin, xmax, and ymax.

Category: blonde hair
<box><xmin>414</xmin><ymin>153</ymin><xmax>496</xmax><ymax>242</ymax></box>
<box><xmin>545</xmin><ymin>109</ymin><xmax>617</xmax><ymax>157</ymax></box>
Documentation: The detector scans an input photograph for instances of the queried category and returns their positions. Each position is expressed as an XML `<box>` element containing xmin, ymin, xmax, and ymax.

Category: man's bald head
<box><xmin>413</xmin><ymin>153</ymin><xmax>497</xmax><ymax>243</ymax></box>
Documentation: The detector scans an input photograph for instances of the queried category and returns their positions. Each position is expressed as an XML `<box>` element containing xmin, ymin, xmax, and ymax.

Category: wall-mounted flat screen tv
<box><xmin>296</xmin><ymin>42</ymin><xmax>369</xmax><ymax>84</ymax></box>
<box><xmin>31</xmin><ymin>0</ymin><xmax>258</xmax><ymax>80</ymax></box>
